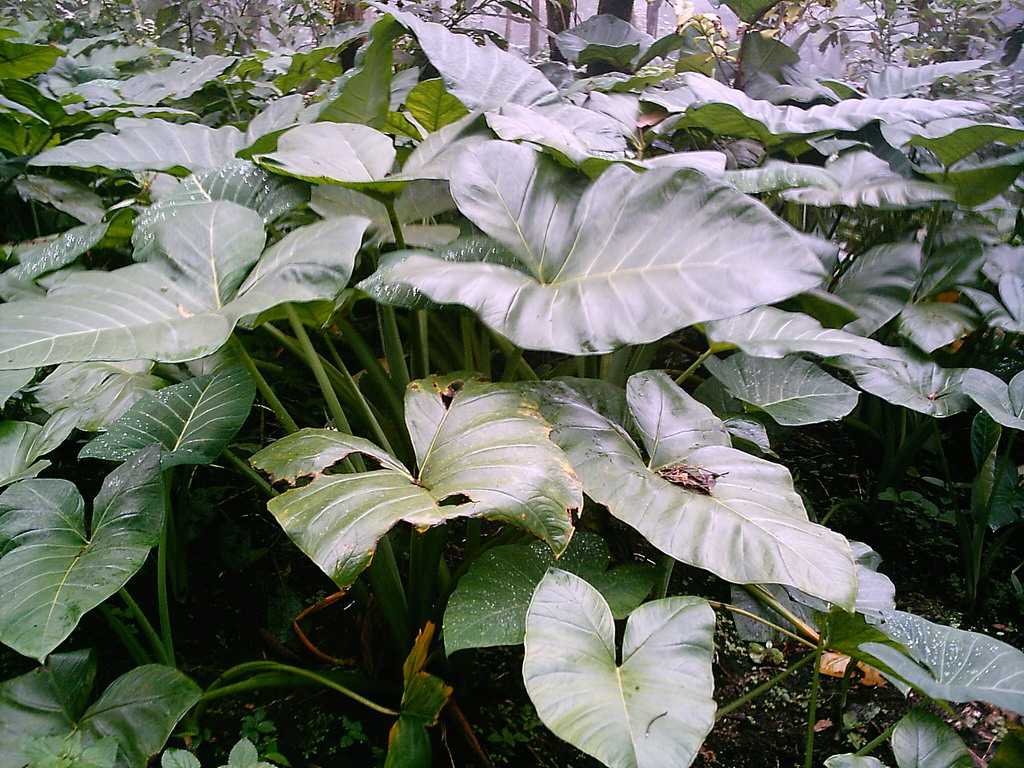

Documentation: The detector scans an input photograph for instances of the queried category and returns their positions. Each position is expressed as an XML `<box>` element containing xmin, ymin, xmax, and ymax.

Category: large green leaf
<box><xmin>825</xmin><ymin>757</ymin><xmax>887</xmax><ymax>768</ymax></box>
<box><xmin>703</xmin><ymin>306</ymin><xmax>901</xmax><ymax>360</ymax></box>
<box><xmin>0</xmin><ymin>202</ymin><xmax>367</xmax><ymax>369</ymax></box>
<box><xmin>922</xmin><ymin>149</ymin><xmax>1024</xmax><ymax>207</ymax></box>
<box><xmin>0</xmin><ymin>39</ymin><xmax>62</xmax><ymax>78</ymax></box>
<box><xmin>443</xmin><ymin>532</ymin><xmax>657</xmax><ymax>654</ymax></box>
<box><xmin>13</xmin><ymin>176</ymin><xmax>104</xmax><ymax>223</ymax></box>
<box><xmin>115</xmin><ymin>55</ymin><xmax>236</xmax><ymax>105</ymax></box>
<box><xmin>643</xmin><ymin>73</ymin><xmax>986</xmax><ymax>148</ymax></box>
<box><xmin>251</xmin><ymin>377</ymin><xmax>581</xmax><ymax>586</ymax></box>
<box><xmin>555</xmin><ymin>15</ymin><xmax>653</xmax><ymax>69</ymax></box>
<box><xmin>523</xmin><ymin>570</ymin><xmax>715</xmax><ymax>768</ymax></box>
<box><xmin>382</xmin><ymin>7</ymin><xmax>558</xmax><ymax>110</ymax></box>
<box><xmin>962</xmin><ymin>369</ymin><xmax>1024</xmax><ymax>431</ymax></box>
<box><xmin>896</xmin><ymin>301</ymin><xmax>978</xmax><ymax>353</ymax></box>
<box><xmin>833</xmin><ymin>244</ymin><xmax>921</xmax><ymax>335</ymax></box>
<box><xmin>0</xmin><ymin>446</ymin><xmax>163</xmax><ymax>661</ymax></box>
<box><xmin>902</xmin><ymin>118</ymin><xmax>1024</xmax><ymax>167</ymax></box>
<box><xmin>485</xmin><ymin>103</ymin><xmax>628</xmax><ymax>166</ymax></box>
<box><xmin>1</xmin><ymin>222</ymin><xmax>108</xmax><ymax>288</ymax></box>
<box><xmin>253</xmin><ymin>122</ymin><xmax>399</xmax><ymax>189</ymax></box>
<box><xmin>404</xmin><ymin>78</ymin><xmax>468</xmax><ymax>134</ymax></box>
<box><xmin>704</xmin><ymin>353</ymin><xmax>859</xmax><ymax>426</ymax></box>
<box><xmin>0</xmin><ymin>421</ymin><xmax>52</xmax><ymax>487</ymax></box>
<box><xmin>33</xmin><ymin>361</ymin><xmax>166</xmax><ymax>432</ymax></box>
<box><xmin>836</xmin><ymin>350</ymin><xmax>971</xmax><ymax>417</ymax></box>
<box><xmin>531</xmin><ymin>372</ymin><xmax>857</xmax><ymax>607</ymax></box>
<box><xmin>363</xmin><ymin>141</ymin><xmax>824</xmax><ymax>354</ymax></box>
<box><xmin>80</xmin><ymin>366</ymin><xmax>254</xmax><ymax>467</ymax></box>
<box><xmin>0</xmin><ymin>650</ymin><xmax>200</xmax><ymax>768</ymax></box>
<box><xmin>719</xmin><ymin>0</ymin><xmax>782</xmax><ymax>22</ymax></box>
<box><xmin>891</xmin><ymin>708</ymin><xmax>971</xmax><ymax>768</ymax></box>
<box><xmin>862</xmin><ymin>610</ymin><xmax>1024</xmax><ymax>712</ymax></box>
<box><xmin>0</xmin><ymin>370</ymin><xmax>32</xmax><ymax>409</ymax></box>
<box><xmin>30</xmin><ymin>118</ymin><xmax>245</xmax><ymax>173</ymax></box>
<box><xmin>319</xmin><ymin>17</ymin><xmax>400</xmax><ymax>129</ymax></box>
<box><xmin>864</xmin><ymin>61</ymin><xmax>988</xmax><ymax>98</ymax></box>
<box><xmin>311</xmin><ymin>181</ymin><xmax>454</xmax><ymax>248</ymax></box>
<box><xmin>779</xmin><ymin>151</ymin><xmax>951</xmax><ymax>209</ymax></box>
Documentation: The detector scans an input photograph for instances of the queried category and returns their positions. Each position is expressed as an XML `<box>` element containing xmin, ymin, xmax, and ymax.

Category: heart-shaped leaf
<box><xmin>0</xmin><ymin>650</ymin><xmax>200</xmax><ymax>768</ymax></box>
<box><xmin>0</xmin><ymin>446</ymin><xmax>164</xmax><ymax>661</ymax></box>
<box><xmin>364</xmin><ymin>141</ymin><xmax>824</xmax><ymax>354</ymax></box>
<box><xmin>891</xmin><ymin>708</ymin><xmax>971</xmax><ymax>768</ymax></box>
<box><xmin>523</xmin><ymin>569</ymin><xmax>715</xmax><ymax>768</ymax></box>
<box><xmin>251</xmin><ymin>377</ymin><xmax>581</xmax><ymax>586</ymax></box>
<box><xmin>836</xmin><ymin>350</ymin><xmax>971</xmax><ymax>417</ymax></box>
<box><xmin>962</xmin><ymin>369</ymin><xmax>1024</xmax><ymax>431</ymax></box>
<box><xmin>530</xmin><ymin>372</ymin><xmax>857</xmax><ymax>607</ymax></box>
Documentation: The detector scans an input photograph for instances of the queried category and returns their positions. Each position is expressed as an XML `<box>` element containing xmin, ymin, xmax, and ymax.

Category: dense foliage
<box><xmin>0</xmin><ymin>0</ymin><xmax>1023</xmax><ymax>766</ymax></box>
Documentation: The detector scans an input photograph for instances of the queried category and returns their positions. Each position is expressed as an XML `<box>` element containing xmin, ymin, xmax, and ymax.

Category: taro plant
<box><xmin>0</xmin><ymin>5</ymin><xmax>1023</xmax><ymax>767</ymax></box>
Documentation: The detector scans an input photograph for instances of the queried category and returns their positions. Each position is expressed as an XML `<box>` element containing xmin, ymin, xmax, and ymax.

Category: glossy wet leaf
<box><xmin>523</xmin><ymin>570</ymin><xmax>715</xmax><ymax>768</ymax></box>
<box><xmin>836</xmin><ymin>350</ymin><xmax>971</xmax><ymax>417</ymax></box>
<box><xmin>364</xmin><ymin>141</ymin><xmax>823</xmax><ymax>354</ymax></box>
<box><xmin>251</xmin><ymin>378</ymin><xmax>581</xmax><ymax>586</ymax></box>
<box><xmin>0</xmin><ymin>446</ymin><xmax>163</xmax><ymax>661</ymax></box>
<box><xmin>444</xmin><ymin>532</ymin><xmax>657</xmax><ymax>654</ymax></box>
<box><xmin>704</xmin><ymin>354</ymin><xmax>859</xmax><ymax>426</ymax></box>
<box><xmin>891</xmin><ymin>708</ymin><xmax>971</xmax><ymax>768</ymax></box>
<box><xmin>704</xmin><ymin>306</ymin><xmax>900</xmax><ymax>360</ymax></box>
<box><xmin>863</xmin><ymin>610</ymin><xmax>1024</xmax><ymax>713</ymax></box>
<box><xmin>1</xmin><ymin>222</ymin><xmax>108</xmax><ymax>288</ymax></box>
<box><xmin>31</xmin><ymin>118</ymin><xmax>246</xmax><ymax>173</ymax></box>
<box><xmin>532</xmin><ymin>371</ymin><xmax>857</xmax><ymax>607</ymax></box>
<box><xmin>825</xmin><ymin>757</ymin><xmax>888</xmax><ymax>768</ymax></box>
<box><xmin>80</xmin><ymin>365</ymin><xmax>254</xmax><ymax>467</ymax></box>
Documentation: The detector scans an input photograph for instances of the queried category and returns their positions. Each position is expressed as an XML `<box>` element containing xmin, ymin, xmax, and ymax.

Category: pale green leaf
<box><xmin>523</xmin><ymin>570</ymin><xmax>715</xmax><ymax>768</ymax></box>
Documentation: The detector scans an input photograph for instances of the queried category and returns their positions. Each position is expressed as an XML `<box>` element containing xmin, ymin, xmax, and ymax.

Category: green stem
<box><xmin>853</xmin><ymin>718</ymin><xmax>899</xmax><ymax>757</ymax></box>
<box><xmin>200</xmin><ymin>662</ymin><xmax>398</xmax><ymax>716</ymax></box>
<box><xmin>412</xmin><ymin>310</ymin><xmax>430</xmax><ymax>379</ymax></box>
<box><xmin>675</xmin><ymin>349</ymin><xmax>714</xmax><ymax>386</ymax></box>
<box><xmin>119</xmin><ymin>588</ymin><xmax>172</xmax><ymax>666</ymax></box>
<box><xmin>322</xmin><ymin>335</ymin><xmax>397</xmax><ymax>455</ymax></box>
<box><xmin>743</xmin><ymin>584</ymin><xmax>820</xmax><ymax>641</ymax></box>
<box><xmin>716</xmin><ymin>651</ymin><xmax>816</xmax><ymax>720</ymax></box>
<box><xmin>229</xmin><ymin>334</ymin><xmax>300</xmax><ymax>433</ymax></box>
<box><xmin>803</xmin><ymin>635</ymin><xmax>825</xmax><ymax>768</ymax></box>
<box><xmin>99</xmin><ymin>604</ymin><xmax>152</xmax><ymax>667</ymax></box>
<box><xmin>336</xmin><ymin>320</ymin><xmax>406</xmax><ymax>422</ymax></box>
<box><xmin>221</xmin><ymin>447</ymin><xmax>274</xmax><ymax>498</ymax></box>
<box><xmin>490</xmin><ymin>333</ymin><xmax>538</xmax><ymax>380</ymax></box>
<box><xmin>367</xmin><ymin>532</ymin><xmax>410</xmax><ymax>649</ymax></box>
<box><xmin>157</xmin><ymin>469</ymin><xmax>176</xmax><ymax>667</ymax></box>
<box><xmin>285</xmin><ymin>304</ymin><xmax>353</xmax><ymax>434</ymax></box>
<box><xmin>379</xmin><ymin>305</ymin><xmax>411</xmax><ymax>391</ymax></box>
<box><xmin>382</xmin><ymin>197</ymin><xmax>407</xmax><ymax>250</ymax></box>
<box><xmin>655</xmin><ymin>556</ymin><xmax>674</xmax><ymax>600</ymax></box>
<box><xmin>708</xmin><ymin>601</ymin><xmax>817</xmax><ymax>650</ymax></box>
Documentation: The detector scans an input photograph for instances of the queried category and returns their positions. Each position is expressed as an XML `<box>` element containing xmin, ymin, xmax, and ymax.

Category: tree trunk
<box><xmin>545</xmin><ymin>0</ymin><xmax>571</xmax><ymax>61</ymax></box>
<box><xmin>597</xmin><ymin>0</ymin><xmax>632</xmax><ymax>24</ymax></box>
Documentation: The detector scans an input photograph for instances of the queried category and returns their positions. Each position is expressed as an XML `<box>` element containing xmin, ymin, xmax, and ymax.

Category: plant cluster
<box><xmin>0</xmin><ymin>1</ymin><xmax>1023</xmax><ymax>766</ymax></box>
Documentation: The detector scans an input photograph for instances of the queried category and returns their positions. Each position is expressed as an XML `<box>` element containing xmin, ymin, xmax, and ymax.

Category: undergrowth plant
<box><xmin>0</xmin><ymin>1</ymin><xmax>1023</xmax><ymax>766</ymax></box>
